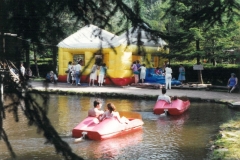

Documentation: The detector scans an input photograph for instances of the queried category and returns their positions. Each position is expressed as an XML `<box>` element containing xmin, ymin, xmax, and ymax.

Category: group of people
<box><xmin>10</xmin><ymin>62</ymin><xmax>33</xmax><ymax>81</ymax></box>
<box><xmin>155</xmin><ymin>64</ymin><xmax>186</xmax><ymax>89</ymax></box>
<box><xmin>88</xmin><ymin>88</ymin><xmax>174</xmax><ymax>124</ymax></box>
<box><xmin>64</xmin><ymin>59</ymin><xmax>237</xmax><ymax>93</ymax></box>
<box><xmin>46</xmin><ymin>70</ymin><xmax>58</xmax><ymax>83</ymax></box>
<box><xmin>66</xmin><ymin>60</ymin><xmax>82</xmax><ymax>86</ymax></box>
<box><xmin>88</xmin><ymin>99</ymin><xmax>129</xmax><ymax>124</ymax></box>
<box><xmin>131</xmin><ymin>60</ymin><xmax>147</xmax><ymax>83</ymax></box>
<box><xmin>66</xmin><ymin>60</ymin><xmax>107</xmax><ymax>87</ymax></box>
<box><xmin>88</xmin><ymin>62</ymin><xmax>107</xmax><ymax>86</ymax></box>
<box><xmin>131</xmin><ymin>61</ymin><xmax>186</xmax><ymax>89</ymax></box>
<box><xmin>0</xmin><ymin>61</ymin><xmax>31</xmax><ymax>78</ymax></box>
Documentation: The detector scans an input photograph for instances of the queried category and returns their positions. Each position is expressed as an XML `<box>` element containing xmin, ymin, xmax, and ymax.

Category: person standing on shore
<box><xmin>136</xmin><ymin>60</ymin><xmax>141</xmax><ymax>82</ymax></box>
<box><xmin>20</xmin><ymin>63</ymin><xmax>25</xmax><ymax>77</ymax></box>
<box><xmin>139</xmin><ymin>64</ymin><xmax>146</xmax><ymax>83</ymax></box>
<box><xmin>67</xmin><ymin>61</ymin><xmax>72</xmax><ymax>83</ymax></box>
<box><xmin>71</xmin><ymin>62</ymin><xmax>76</xmax><ymax>85</ymax></box>
<box><xmin>178</xmin><ymin>64</ymin><xmax>186</xmax><ymax>84</ymax></box>
<box><xmin>75</xmin><ymin>60</ymin><xmax>82</xmax><ymax>86</ymax></box>
<box><xmin>98</xmin><ymin>63</ymin><xmax>107</xmax><ymax>86</ymax></box>
<box><xmin>131</xmin><ymin>61</ymin><xmax>139</xmax><ymax>84</ymax></box>
<box><xmin>165</xmin><ymin>64</ymin><xmax>172</xmax><ymax>90</ymax></box>
<box><xmin>89</xmin><ymin>62</ymin><xmax>98</xmax><ymax>86</ymax></box>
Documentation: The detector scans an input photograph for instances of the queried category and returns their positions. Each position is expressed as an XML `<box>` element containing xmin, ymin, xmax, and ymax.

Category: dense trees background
<box><xmin>141</xmin><ymin>0</ymin><xmax>240</xmax><ymax>82</ymax></box>
<box><xmin>1</xmin><ymin>0</ymin><xmax>240</xmax><ymax>159</ymax></box>
<box><xmin>1</xmin><ymin>0</ymin><xmax>240</xmax><ymax>74</ymax></box>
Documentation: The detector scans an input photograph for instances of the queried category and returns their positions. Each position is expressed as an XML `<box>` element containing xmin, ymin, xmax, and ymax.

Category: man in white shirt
<box><xmin>157</xmin><ymin>88</ymin><xmax>171</xmax><ymax>103</ymax></box>
<box><xmin>75</xmin><ymin>60</ymin><xmax>82</xmax><ymax>86</ymax></box>
<box><xmin>165</xmin><ymin>64</ymin><xmax>172</xmax><ymax>89</ymax></box>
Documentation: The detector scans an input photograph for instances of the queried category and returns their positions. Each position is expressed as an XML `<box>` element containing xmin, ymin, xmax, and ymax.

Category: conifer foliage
<box><xmin>1</xmin><ymin>0</ymin><xmax>240</xmax><ymax>159</ymax></box>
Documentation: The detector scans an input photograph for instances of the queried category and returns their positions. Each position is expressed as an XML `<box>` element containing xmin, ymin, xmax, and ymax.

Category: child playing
<box><xmin>71</xmin><ymin>70</ymin><xmax>76</xmax><ymax>85</ymax></box>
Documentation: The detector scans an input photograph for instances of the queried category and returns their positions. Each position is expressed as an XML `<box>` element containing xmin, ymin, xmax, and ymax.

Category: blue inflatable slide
<box><xmin>144</xmin><ymin>68</ymin><xmax>181</xmax><ymax>86</ymax></box>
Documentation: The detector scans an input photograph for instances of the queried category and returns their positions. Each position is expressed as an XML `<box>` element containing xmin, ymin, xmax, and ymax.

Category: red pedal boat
<box><xmin>153</xmin><ymin>99</ymin><xmax>190</xmax><ymax>115</ymax></box>
<box><xmin>72</xmin><ymin>114</ymin><xmax>144</xmax><ymax>140</ymax></box>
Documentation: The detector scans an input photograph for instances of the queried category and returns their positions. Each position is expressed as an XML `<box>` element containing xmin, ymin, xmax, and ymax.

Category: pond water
<box><xmin>0</xmin><ymin>94</ymin><xmax>238</xmax><ymax>160</ymax></box>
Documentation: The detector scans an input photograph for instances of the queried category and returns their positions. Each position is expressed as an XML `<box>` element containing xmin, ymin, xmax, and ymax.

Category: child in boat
<box><xmin>157</xmin><ymin>88</ymin><xmax>171</xmax><ymax>103</ymax></box>
<box><xmin>100</xmin><ymin>103</ymin><xmax>129</xmax><ymax>124</ymax></box>
<box><xmin>88</xmin><ymin>99</ymin><xmax>104</xmax><ymax>119</ymax></box>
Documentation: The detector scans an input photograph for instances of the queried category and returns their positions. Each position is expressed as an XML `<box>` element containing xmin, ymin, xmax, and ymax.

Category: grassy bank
<box><xmin>209</xmin><ymin>114</ymin><xmax>240</xmax><ymax>159</ymax></box>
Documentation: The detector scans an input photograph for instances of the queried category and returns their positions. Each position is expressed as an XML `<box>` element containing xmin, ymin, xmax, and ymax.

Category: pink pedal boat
<box><xmin>72</xmin><ymin>116</ymin><xmax>144</xmax><ymax>140</ymax></box>
<box><xmin>153</xmin><ymin>99</ymin><xmax>190</xmax><ymax>116</ymax></box>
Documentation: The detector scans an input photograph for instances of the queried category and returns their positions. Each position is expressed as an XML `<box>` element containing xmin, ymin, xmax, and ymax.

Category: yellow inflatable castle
<box><xmin>57</xmin><ymin>24</ymin><xmax>168</xmax><ymax>86</ymax></box>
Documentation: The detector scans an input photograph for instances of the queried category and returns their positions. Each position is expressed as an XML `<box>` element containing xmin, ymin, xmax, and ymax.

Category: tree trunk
<box><xmin>212</xmin><ymin>56</ymin><xmax>216</xmax><ymax>66</ymax></box>
<box><xmin>0</xmin><ymin>0</ymin><xmax>6</xmax><ymax>60</ymax></box>
<box><xmin>196</xmin><ymin>40</ymin><xmax>203</xmax><ymax>84</ymax></box>
<box><xmin>212</xmin><ymin>40</ymin><xmax>216</xmax><ymax>66</ymax></box>
<box><xmin>25</xmin><ymin>43</ymin><xmax>30</xmax><ymax>68</ymax></box>
<box><xmin>33</xmin><ymin>44</ymin><xmax>40</xmax><ymax>77</ymax></box>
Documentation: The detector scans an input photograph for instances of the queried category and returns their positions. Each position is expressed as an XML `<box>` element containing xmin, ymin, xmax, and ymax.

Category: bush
<box><xmin>171</xmin><ymin>63</ymin><xmax>240</xmax><ymax>85</ymax></box>
<box><xmin>30</xmin><ymin>63</ymin><xmax>55</xmax><ymax>78</ymax></box>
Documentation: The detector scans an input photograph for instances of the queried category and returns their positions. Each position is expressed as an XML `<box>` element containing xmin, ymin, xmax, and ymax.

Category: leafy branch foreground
<box><xmin>0</xmin><ymin>73</ymin><xmax>83</xmax><ymax>159</ymax></box>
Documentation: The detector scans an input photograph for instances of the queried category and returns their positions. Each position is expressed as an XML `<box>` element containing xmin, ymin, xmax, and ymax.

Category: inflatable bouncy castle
<box><xmin>57</xmin><ymin>24</ymin><xmax>168</xmax><ymax>86</ymax></box>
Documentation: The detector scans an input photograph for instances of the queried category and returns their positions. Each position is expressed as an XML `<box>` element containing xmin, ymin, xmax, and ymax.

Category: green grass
<box><xmin>32</xmin><ymin>77</ymin><xmax>45</xmax><ymax>81</ymax></box>
<box><xmin>209</xmin><ymin>117</ymin><xmax>240</xmax><ymax>159</ymax></box>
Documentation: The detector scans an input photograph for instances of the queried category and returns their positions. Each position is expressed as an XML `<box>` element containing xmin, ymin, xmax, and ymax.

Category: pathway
<box><xmin>29</xmin><ymin>81</ymin><xmax>240</xmax><ymax>103</ymax></box>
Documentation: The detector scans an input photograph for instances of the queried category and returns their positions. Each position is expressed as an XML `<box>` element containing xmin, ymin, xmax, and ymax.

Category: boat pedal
<box><xmin>82</xmin><ymin>131</ymin><xmax>88</xmax><ymax>138</ymax></box>
<box><xmin>74</xmin><ymin>131</ymin><xmax>88</xmax><ymax>143</ymax></box>
<box><xmin>164</xmin><ymin>109</ymin><xmax>168</xmax><ymax>115</ymax></box>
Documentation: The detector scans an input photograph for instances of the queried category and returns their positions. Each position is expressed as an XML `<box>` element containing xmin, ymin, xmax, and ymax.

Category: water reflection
<box><xmin>0</xmin><ymin>94</ymin><xmax>238</xmax><ymax>160</ymax></box>
<box><xmin>74</xmin><ymin>130</ymin><xmax>143</xmax><ymax>159</ymax></box>
<box><xmin>156</xmin><ymin>112</ymin><xmax>189</xmax><ymax>130</ymax></box>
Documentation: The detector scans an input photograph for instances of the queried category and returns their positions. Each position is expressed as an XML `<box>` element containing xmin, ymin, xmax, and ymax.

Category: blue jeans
<box><xmin>75</xmin><ymin>71</ymin><xmax>80</xmax><ymax>85</ymax></box>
